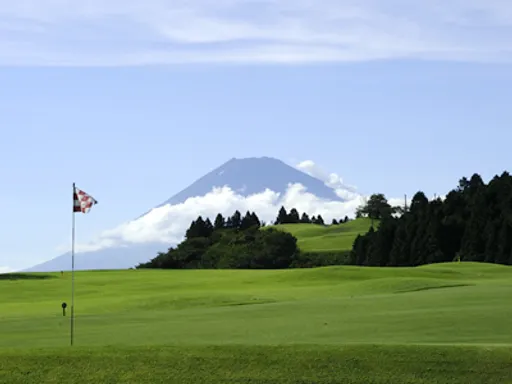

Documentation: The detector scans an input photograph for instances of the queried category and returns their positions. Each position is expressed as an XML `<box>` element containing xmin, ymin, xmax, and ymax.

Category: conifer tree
<box><xmin>214</xmin><ymin>214</ymin><xmax>225</xmax><ymax>230</ymax></box>
<box><xmin>275</xmin><ymin>206</ymin><xmax>289</xmax><ymax>224</ymax></box>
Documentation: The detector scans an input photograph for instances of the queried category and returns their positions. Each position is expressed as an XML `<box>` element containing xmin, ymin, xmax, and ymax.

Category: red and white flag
<box><xmin>73</xmin><ymin>186</ymin><xmax>98</xmax><ymax>214</ymax></box>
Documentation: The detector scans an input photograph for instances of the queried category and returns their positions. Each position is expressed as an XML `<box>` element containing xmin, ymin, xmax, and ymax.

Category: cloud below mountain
<box><xmin>1</xmin><ymin>0</ymin><xmax>512</xmax><ymax>65</ymax></box>
<box><xmin>73</xmin><ymin>160</ymin><xmax>403</xmax><ymax>253</ymax></box>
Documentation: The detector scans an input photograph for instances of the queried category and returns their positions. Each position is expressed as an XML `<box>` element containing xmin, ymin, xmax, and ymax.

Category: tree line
<box><xmin>138</xmin><ymin>171</ymin><xmax>512</xmax><ymax>270</ymax></box>
<box><xmin>275</xmin><ymin>206</ymin><xmax>350</xmax><ymax>226</ymax></box>
<box><xmin>350</xmin><ymin>172</ymin><xmax>512</xmax><ymax>266</ymax></box>
<box><xmin>137</xmin><ymin>207</ymin><xmax>346</xmax><ymax>270</ymax></box>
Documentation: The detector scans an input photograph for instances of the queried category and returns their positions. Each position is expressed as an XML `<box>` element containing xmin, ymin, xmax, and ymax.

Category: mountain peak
<box><xmin>157</xmin><ymin>156</ymin><xmax>342</xmax><ymax>208</ymax></box>
<box><xmin>25</xmin><ymin>156</ymin><xmax>347</xmax><ymax>272</ymax></box>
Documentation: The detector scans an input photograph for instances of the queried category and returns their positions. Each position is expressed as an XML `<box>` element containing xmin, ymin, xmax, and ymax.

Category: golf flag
<box><xmin>70</xmin><ymin>183</ymin><xmax>98</xmax><ymax>346</ymax></box>
<box><xmin>73</xmin><ymin>186</ymin><xmax>98</xmax><ymax>213</ymax></box>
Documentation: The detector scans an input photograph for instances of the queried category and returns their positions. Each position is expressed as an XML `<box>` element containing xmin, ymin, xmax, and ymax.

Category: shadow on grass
<box><xmin>394</xmin><ymin>283</ymin><xmax>472</xmax><ymax>294</ymax></box>
<box><xmin>0</xmin><ymin>273</ymin><xmax>55</xmax><ymax>281</ymax></box>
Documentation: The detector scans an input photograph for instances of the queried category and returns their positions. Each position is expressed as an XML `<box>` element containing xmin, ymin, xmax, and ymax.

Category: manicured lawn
<box><xmin>1</xmin><ymin>262</ymin><xmax>511</xmax><ymax>383</ymax></box>
<box><xmin>1</xmin><ymin>344</ymin><xmax>511</xmax><ymax>384</ymax></box>
<box><xmin>269</xmin><ymin>218</ymin><xmax>375</xmax><ymax>252</ymax></box>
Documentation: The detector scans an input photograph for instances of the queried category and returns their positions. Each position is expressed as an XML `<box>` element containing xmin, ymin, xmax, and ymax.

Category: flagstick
<box><xmin>71</xmin><ymin>182</ymin><xmax>76</xmax><ymax>347</ymax></box>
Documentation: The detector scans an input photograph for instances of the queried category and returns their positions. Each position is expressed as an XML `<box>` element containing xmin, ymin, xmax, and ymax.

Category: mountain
<box><xmin>137</xmin><ymin>157</ymin><xmax>342</xmax><ymax>217</ymax></box>
<box><xmin>24</xmin><ymin>157</ymin><xmax>346</xmax><ymax>272</ymax></box>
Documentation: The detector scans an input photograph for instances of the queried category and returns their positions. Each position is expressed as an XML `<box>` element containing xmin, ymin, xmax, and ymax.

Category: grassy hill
<box><xmin>267</xmin><ymin>217</ymin><xmax>375</xmax><ymax>252</ymax></box>
<box><xmin>1</xmin><ymin>262</ymin><xmax>511</xmax><ymax>383</ymax></box>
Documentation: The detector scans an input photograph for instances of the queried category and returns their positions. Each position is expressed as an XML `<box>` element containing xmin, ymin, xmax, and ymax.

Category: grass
<box><xmin>268</xmin><ymin>218</ymin><xmax>375</xmax><ymax>252</ymax></box>
<box><xmin>2</xmin><ymin>345</ymin><xmax>511</xmax><ymax>384</ymax></box>
<box><xmin>1</xmin><ymin>262</ymin><xmax>512</xmax><ymax>382</ymax></box>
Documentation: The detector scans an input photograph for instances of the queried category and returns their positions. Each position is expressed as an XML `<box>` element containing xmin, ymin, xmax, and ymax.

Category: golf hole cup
<box><xmin>62</xmin><ymin>302</ymin><xmax>67</xmax><ymax>316</ymax></box>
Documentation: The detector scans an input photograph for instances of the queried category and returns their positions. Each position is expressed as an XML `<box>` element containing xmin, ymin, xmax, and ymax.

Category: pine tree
<box><xmin>331</xmin><ymin>218</ymin><xmax>339</xmax><ymax>225</ymax></box>
<box><xmin>496</xmin><ymin>220</ymin><xmax>512</xmax><ymax>264</ymax></box>
<box><xmin>240</xmin><ymin>211</ymin><xmax>260</xmax><ymax>230</ymax></box>
<box><xmin>250</xmin><ymin>212</ymin><xmax>261</xmax><ymax>228</ymax></box>
<box><xmin>483</xmin><ymin>220</ymin><xmax>500</xmax><ymax>263</ymax></box>
<box><xmin>204</xmin><ymin>218</ymin><xmax>214</xmax><ymax>237</ymax></box>
<box><xmin>214</xmin><ymin>214</ymin><xmax>225</xmax><ymax>230</ymax></box>
<box><xmin>275</xmin><ymin>206</ymin><xmax>288</xmax><ymax>225</ymax></box>
<box><xmin>459</xmin><ymin>190</ymin><xmax>487</xmax><ymax>261</ymax></box>
<box><xmin>316</xmin><ymin>215</ymin><xmax>325</xmax><ymax>225</ymax></box>
<box><xmin>358</xmin><ymin>228</ymin><xmax>375</xmax><ymax>265</ymax></box>
<box><xmin>350</xmin><ymin>235</ymin><xmax>367</xmax><ymax>265</ymax></box>
<box><xmin>300</xmin><ymin>213</ymin><xmax>311</xmax><ymax>223</ymax></box>
<box><xmin>185</xmin><ymin>219</ymin><xmax>198</xmax><ymax>239</ymax></box>
<box><xmin>389</xmin><ymin>221</ymin><xmax>409</xmax><ymax>266</ymax></box>
<box><xmin>231</xmin><ymin>210</ymin><xmax>242</xmax><ymax>229</ymax></box>
<box><xmin>288</xmin><ymin>208</ymin><xmax>300</xmax><ymax>223</ymax></box>
<box><xmin>185</xmin><ymin>216</ymin><xmax>210</xmax><ymax>238</ymax></box>
<box><xmin>367</xmin><ymin>218</ymin><xmax>397</xmax><ymax>266</ymax></box>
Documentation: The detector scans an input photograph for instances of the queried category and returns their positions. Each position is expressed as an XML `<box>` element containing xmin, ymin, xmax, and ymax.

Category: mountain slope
<box><xmin>24</xmin><ymin>157</ymin><xmax>349</xmax><ymax>272</ymax></box>
<box><xmin>23</xmin><ymin>243</ymin><xmax>165</xmax><ymax>272</ymax></box>
<box><xmin>159</xmin><ymin>157</ymin><xmax>343</xmax><ymax>206</ymax></box>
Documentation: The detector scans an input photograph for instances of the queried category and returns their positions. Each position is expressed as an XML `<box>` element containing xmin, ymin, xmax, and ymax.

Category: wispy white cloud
<box><xmin>0</xmin><ymin>266</ymin><xmax>14</xmax><ymax>274</ymax></box>
<box><xmin>69</xmin><ymin>160</ymin><xmax>409</xmax><ymax>253</ymax></box>
<box><xmin>296</xmin><ymin>160</ymin><xmax>360</xmax><ymax>200</ymax></box>
<box><xmin>1</xmin><ymin>0</ymin><xmax>512</xmax><ymax>65</ymax></box>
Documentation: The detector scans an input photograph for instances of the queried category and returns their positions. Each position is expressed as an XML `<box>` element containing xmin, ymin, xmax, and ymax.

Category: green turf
<box><xmin>267</xmin><ymin>218</ymin><xmax>375</xmax><ymax>252</ymax></box>
<box><xmin>1</xmin><ymin>262</ymin><xmax>511</xmax><ymax>383</ymax></box>
<box><xmin>1</xmin><ymin>345</ymin><xmax>511</xmax><ymax>384</ymax></box>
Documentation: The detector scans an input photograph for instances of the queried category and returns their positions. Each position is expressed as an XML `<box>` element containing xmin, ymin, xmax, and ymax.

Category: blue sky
<box><xmin>1</xmin><ymin>0</ymin><xmax>512</xmax><ymax>272</ymax></box>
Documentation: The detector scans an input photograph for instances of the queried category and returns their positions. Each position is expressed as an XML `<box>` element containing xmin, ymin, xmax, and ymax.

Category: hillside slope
<box><xmin>268</xmin><ymin>218</ymin><xmax>374</xmax><ymax>252</ymax></box>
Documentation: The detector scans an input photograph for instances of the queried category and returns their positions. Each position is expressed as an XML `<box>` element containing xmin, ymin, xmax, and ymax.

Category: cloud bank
<box><xmin>74</xmin><ymin>160</ymin><xmax>406</xmax><ymax>253</ymax></box>
<box><xmin>1</xmin><ymin>0</ymin><xmax>512</xmax><ymax>65</ymax></box>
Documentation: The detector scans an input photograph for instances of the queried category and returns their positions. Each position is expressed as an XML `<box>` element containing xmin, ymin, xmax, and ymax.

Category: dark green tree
<box><xmin>275</xmin><ymin>206</ymin><xmax>289</xmax><ymax>225</ymax></box>
<box><xmin>214</xmin><ymin>213</ymin><xmax>225</xmax><ymax>230</ymax></box>
<box><xmin>250</xmin><ymin>212</ymin><xmax>261</xmax><ymax>228</ymax></box>
<box><xmin>349</xmin><ymin>172</ymin><xmax>512</xmax><ymax>267</ymax></box>
<box><xmin>496</xmin><ymin>221</ymin><xmax>512</xmax><ymax>264</ymax></box>
<box><xmin>185</xmin><ymin>216</ymin><xmax>212</xmax><ymax>239</ymax></box>
<box><xmin>204</xmin><ymin>218</ymin><xmax>213</xmax><ymax>237</ymax></box>
<box><xmin>240</xmin><ymin>211</ymin><xmax>261</xmax><ymax>230</ymax></box>
<box><xmin>300</xmin><ymin>213</ymin><xmax>311</xmax><ymax>223</ymax></box>
<box><xmin>231</xmin><ymin>210</ymin><xmax>242</xmax><ymax>229</ymax></box>
<box><xmin>356</xmin><ymin>193</ymin><xmax>393</xmax><ymax>227</ymax></box>
<box><xmin>288</xmin><ymin>208</ymin><xmax>300</xmax><ymax>224</ymax></box>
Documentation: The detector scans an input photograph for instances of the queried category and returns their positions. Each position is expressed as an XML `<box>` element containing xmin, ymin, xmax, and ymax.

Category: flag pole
<box><xmin>71</xmin><ymin>182</ymin><xmax>76</xmax><ymax>347</ymax></box>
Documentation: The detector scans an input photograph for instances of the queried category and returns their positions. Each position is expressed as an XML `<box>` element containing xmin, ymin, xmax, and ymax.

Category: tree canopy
<box><xmin>355</xmin><ymin>193</ymin><xmax>398</xmax><ymax>227</ymax></box>
<box><xmin>349</xmin><ymin>172</ymin><xmax>512</xmax><ymax>266</ymax></box>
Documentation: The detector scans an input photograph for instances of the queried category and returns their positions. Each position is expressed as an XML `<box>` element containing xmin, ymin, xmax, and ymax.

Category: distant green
<box><xmin>268</xmin><ymin>217</ymin><xmax>375</xmax><ymax>252</ymax></box>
